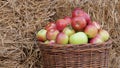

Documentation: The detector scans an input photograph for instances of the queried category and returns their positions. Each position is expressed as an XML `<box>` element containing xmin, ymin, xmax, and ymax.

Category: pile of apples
<box><xmin>36</xmin><ymin>8</ymin><xmax>110</xmax><ymax>45</ymax></box>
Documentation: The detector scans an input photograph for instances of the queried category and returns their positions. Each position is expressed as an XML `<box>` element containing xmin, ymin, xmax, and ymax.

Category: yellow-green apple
<box><xmin>63</xmin><ymin>27</ymin><xmax>75</xmax><ymax>37</ymax></box>
<box><xmin>45</xmin><ymin>22</ymin><xmax>56</xmax><ymax>31</ymax></box>
<box><xmin>44</xmin><ymin>40</ymin><xmax>49</xmax><ymax>44</ymax></box>
<box><xmin>90</xmin><ymin>35</ymin><xmax>103</xmax><ymax>44</ymax></box>
<box><xmin>69</xmin><ymin>32</ymin><xmax>88</xmax><ymax>44</ymax></box>
<box><xmin>84</xmin><ymin>24</ymin><xmax>98</xmax><ymax>38</ymax></box>
<box><xmin>46</xmin><ymin>29</ymin><xmax>59</xmax><ymax>40</ymax></box>
<box><xmin>56</xmin><ymin>19</ymin><xmax>67</xmax><ymax>31</ymax></box>
<box><xmin>44</xmin><ymin>40</ymin><xmax>55</xmax><ymax>44</ymax></box>
<box><xmin>56</xmin><ymin>32</ymin><xmax>69</xmax><ymax>44</ymax></box>
<box><xmin>64</xmin><ymin>16</ymin><xmax>72</xmax><ymax>25</ymax></box>
<box><xmin>99</xmin><ymin>29</ymin><xmax>110</xmax><ymax>41</ymax></box>
<box><xmin>72</xmin><ymin>17</ymin><xmax>87</xmax><ymax>31</ymax></box>
<box><xmin>36</xmin><ymin>29</ymin><xmax>47</xmax><ymax>42</ymax></box>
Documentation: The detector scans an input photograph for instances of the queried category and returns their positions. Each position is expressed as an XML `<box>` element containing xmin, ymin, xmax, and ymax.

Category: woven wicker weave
<box><xmin>39</xmin><ymin>41</ymin><xmax>112</xmax><ymax>68</ymax></box>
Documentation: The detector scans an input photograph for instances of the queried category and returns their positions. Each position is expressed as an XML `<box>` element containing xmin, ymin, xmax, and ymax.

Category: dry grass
<box><xmin>0</xmin><ymin>0</ymin><xmax>120</xmax><ymax>68</ymax></box>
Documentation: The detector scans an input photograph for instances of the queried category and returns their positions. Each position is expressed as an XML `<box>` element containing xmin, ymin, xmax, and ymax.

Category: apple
<box><xmin>49</xmin><ymin>40</ymin><xmax>55</xmax><ymax>44</ymax></box>
<box><xmin>90</xmin><ymin>35</ymin><xmax>103</xmax><ymax>44</ymax></box>
<box><xmin>82</xmin><ymin>13</ymin><xmax>91</xmax><ymax>24</ymax></box>
<box><xmin>44</xmin><ymin>40</ymin><xmax>50</xmax><ymax>44</ymax></box>
<box><xmin>45</xmin><ymin>22</ymin><xmax>56</xmax><ymax>31</ymax></box>
<box><xmin>56</xmin><ymin>19</ymin><xmax>67</xmax><ymax>31</ymax></box>
<box><xmin>72</xmin><ymin>8</ymin><xmax>85</xmax><ymax>17</ymax></box>
<box><xmin>72</xmin><ymin>8</ymin><xmax>91</xmax><ymax>24</ymax></box>
<box><xmin>44</xmin><ymin>40</ymin><xmax>55</xmax><ymax>44</ymax></box>
<box><xmin>72</xmin><ymin>17</ymin><xmax>87</xmax><ymax>31</ymax></box>
<box><xmin>56</xmin><ymin>32</ymin><xmax>69</xmax><ymax>45</ymax></box>
<box><xmin>46</xmin><ymin>29</ymin><xmax>59</xmax><ymax>40</ymax></box>
<box><xmin>63</xmin><ymin>27</ymin><xmax>75</xmax><ymax>36</ymax></box>
<box><xmin>64</xmin><ymin>16</ymin><xmax>72</xmax><ymax>25</ymax></box>
<box><xmin>90</xmin><ymin>21</ymin><xmax>101</xmax><ymax>30</ymax></box>
<box><xmin>99</xmin><ymin>30</ymin><xmax>110</xmax><ymax>41</ymax></box>
<box><xmin>69</xmin><ymin>32</ymin><xmax>88</xmax><ymax>44</ymax></box>
<box><xmin>36</xmin><ymin>29</ymin><xmax>47</xmax><ymax>42</ymax></box>
<box><xmin>84</xmin><ymin>24</ymin><xmax>98</xmax><ymax>38</ymax></box>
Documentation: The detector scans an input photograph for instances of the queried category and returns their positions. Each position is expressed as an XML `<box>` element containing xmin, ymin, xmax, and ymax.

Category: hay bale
<box><xmin>0</xmin><ymin>0</ymin><xmax>56</xmax><ymax>67</ymax></box>
<box><xmin>0</xmin><ymin>0</ymin><xmax>120</xmax><ymax>68</ymax></box>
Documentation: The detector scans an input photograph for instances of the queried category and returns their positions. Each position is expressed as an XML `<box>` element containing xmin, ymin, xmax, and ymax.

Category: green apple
<box><xmin>44</xmin><ymin>40</ymin><xmax>55</xmax><ymax>44</ymax></box>
<box><xmin>69</xmin><ymin>32</ymin><xmax>88</xmax><ymax>44</ymax></box>
<box><xmin>36</xmin><ymin>29</ymin><xmax>47</xmax><ymax>42</ymax></box>
<box><xmin>63</xmin><ymin>27</ymin><xmax>75</xmax><ymax>36</ymax></box>
<box><xmin>99</xmin><ymin>30</ymin><xmax>110</xmax><ymax>41</ymax></box>
<box><xmin>44</xmin><ymin>40</ymin><xmax>49</xmax><ymax>44</ymax></box>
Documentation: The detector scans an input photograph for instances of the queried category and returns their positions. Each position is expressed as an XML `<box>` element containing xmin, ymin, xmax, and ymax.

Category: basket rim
<box><xmin>38</xmin><ymin>40</ymin><xmax>112</xmax><ymax>48</ymax></box>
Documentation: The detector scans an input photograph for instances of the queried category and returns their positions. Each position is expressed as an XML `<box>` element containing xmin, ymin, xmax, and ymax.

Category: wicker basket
<box><xmin>39</xmin><ymin>40</ymin><xmax>112</xmax><ymax>68</ymax></box>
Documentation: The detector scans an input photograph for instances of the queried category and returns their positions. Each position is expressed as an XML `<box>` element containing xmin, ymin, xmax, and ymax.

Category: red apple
<box><xmin>49</xmin><ymin>40</ymin><xmax>55</xmax><ymax>44</ymax></box>
<box><xmin>90</xmin><ymin>21</ymin><xmax>101</xmax><ymax>30</ymax></box>
<box><xmin>72</xmin><ymin>8</ymin><xmax>85</xmax><ymax>17</ymax></box>
<box><xmin>56</xmin><ymin>32</ymin><xmax>69</xmax><ymax>45</ymax></box>
<box><xmin>45</xmin><ymin>22</ymin><xmax>56</xmax><ymax>31</ymax></box>
<box><xmin>90</xmin><ymin>35</ymin><xmax>103</xmax><ymax>44</ymax></box>
<box><xmin>72</xmin><ymin>17</ymin><xmax>87</xmax><ymax>31</ymax></box>
<box><xmin>36</xmin><ymin>29</ymin><xmax>47</xmax><ymax>42</ymax></box>
<box><xmin>72</xmin><ymin>8</ymin><xmax>91</xmax><ymax>24</ymax></box>
<box><xmin>84</xmin><ymin>24</ymin><xmax>98</xmax><ymax>38</ymax></box>
<box><xmin>99</xmin><ymin>30</ymin><xmax>110</xmax><ymax>41</ymax></box>
<box><xmin>46</xmin><ymin>29</ymin><xmax>59</xmax><ymax>40</ymax></box>
<box><xmin>56</xmin><ymin>19</ymin><xmax>67</xmax><ymax>31</ymax></box>
<box><xmin>64</xmin><ymin>16</ymin><xmax>72</xmax><ymax>25</ymax></box>
<box><xmin>63</xmin><ymin>27</ymin><xmax>75</xmax><ymax>36</ymax></box>
<box><xmin>82</xmin><ymin>13</ymin><xmax>91</xmax><ymax>24</ymax></box>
